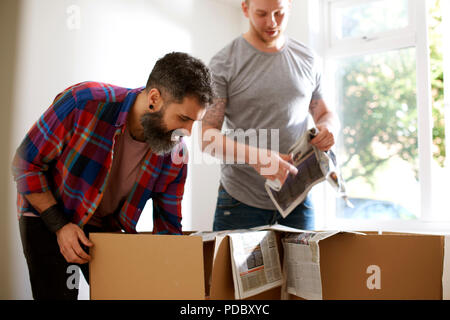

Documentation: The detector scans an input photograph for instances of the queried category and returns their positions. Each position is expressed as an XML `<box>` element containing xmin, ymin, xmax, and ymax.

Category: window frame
<box><xmin>318</xmin><ymin>0</ymin><xmax>448</xmax><ymax>232</ymax></box>
<box><xmin>444</xmin><ymin>0</ymin><xmax>450</xmax><ymax>170</ymax></box>
<box><xmin>327</xmin><ymin>0</ymin><xmax>416</xmax><ymax>56</ymax></box>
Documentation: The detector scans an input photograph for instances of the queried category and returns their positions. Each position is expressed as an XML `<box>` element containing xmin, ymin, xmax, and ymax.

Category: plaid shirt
<box><xmin>12</xmin><ymin>82</ymin><xmax>187</xmax><ymax>234</ymax></box>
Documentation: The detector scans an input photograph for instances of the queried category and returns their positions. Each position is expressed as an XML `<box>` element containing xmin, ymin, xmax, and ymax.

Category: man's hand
<box><xmin>308</xmin><ymin>99</ymin><xmax>339</xmax><ymax>151</ymax></box>
<box><xmin>56</xmin><ymin>223</ymin><xmax>94</xmax><ymax>264</ymax></box>
<box><xmin>249</xmin><ymin>148</ymin><xmax>298</xmax><ymax>186</ymax></box>
<box><xmin>310</xmin><ymin>124</ymin><xmax>335</xmax><ymax>151</ymax></box>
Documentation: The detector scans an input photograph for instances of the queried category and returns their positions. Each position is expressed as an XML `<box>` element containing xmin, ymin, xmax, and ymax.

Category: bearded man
<box><xmin>12</xmin><ymin>52</ymin><xmax>214</xmax><ymax>300</ymax></box>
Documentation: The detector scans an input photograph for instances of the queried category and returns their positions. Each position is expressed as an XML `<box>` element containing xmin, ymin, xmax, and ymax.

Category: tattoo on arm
<box><xmin>309</xmin><ymin>98</ymin><xmax>339</xmax><ymax>133</ymax></box>
<box><xmin>309</xmin><ymin>99</ymin><xmax>331</xmax><ymax>123</ymax></box>
<box><xmin>202</xmin><ymin>98</ymin><xmax>227</xmax><ymax>130</ymax></box>
<box><xmin>309</xmin><ymin>99</ymin><xmax>320</xmax><ymax>119</ymax></box>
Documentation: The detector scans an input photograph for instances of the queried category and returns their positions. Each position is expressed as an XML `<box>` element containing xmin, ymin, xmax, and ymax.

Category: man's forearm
<box><xmin>24</xmin><ymin>191</ymin><xmax>58</xmax><ymax>213</ymax></box>
<box><xmin>24</xmin><ymin>191</ymin><xmax>70</xmax><ymax>232</ymax></box>
<box><xmin>315</xmin><ymin>111</ymin><xmax>340</xmax><ymax>134</ymax></box>
<box><xmin>309</xmin><ymin>99</ymin><xmax>340</xmax><ymax>135</ymax></box>
<box><xmin>201</xmin><ymin>126</ymin><xmax>257</xmax><ymax>164</ymax></box>
<box><xmin>310</xmin><ymin>103</ymin><xmax>341</xmax><ymax>151</ymax></box>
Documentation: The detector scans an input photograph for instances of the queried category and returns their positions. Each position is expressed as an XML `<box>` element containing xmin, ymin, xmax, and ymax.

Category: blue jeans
<box><xmin>213</xmin><ymin>185</ymin><xmax>315</xmax><ymax>231</ymax></box>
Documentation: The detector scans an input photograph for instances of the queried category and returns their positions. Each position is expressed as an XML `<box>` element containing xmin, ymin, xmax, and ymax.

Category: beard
<box><xmin>140</xmin><ymin>108</ymin><xmax>178</xmax><ymax>155</ymax></box>
<box><xmin>250</xmin><ymin>21</ymin><xmax>283</xmax><ymax>46</ymax></box>
<box><xmin>256</xmin><ymin>28</ymin><xmax>280</xmax><ymax>44</ymax></box>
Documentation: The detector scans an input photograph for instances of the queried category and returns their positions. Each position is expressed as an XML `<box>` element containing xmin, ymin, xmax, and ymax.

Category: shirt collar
<box><xmin>115</xmin><ymin>86</ymin><xmax>145</xmax><ymax>128</ymax></box>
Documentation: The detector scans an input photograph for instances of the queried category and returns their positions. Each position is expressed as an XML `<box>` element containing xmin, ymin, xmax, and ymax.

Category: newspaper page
<box><xmin>250</xmin><ymin>223</ymin><xmax>310</xmax><ymax>233</ymax></box>
<box><xmin>189</xmin><ymin>231</ymin><xmax>222</xmax><ymax>242</ymax></box>
<box><xmin>189</xmin><ymin>229</ymin><xmax>249</xmax><ymax>242</ymax></box>
<box><xmin>265</xmin><ymin>127</ymin><xmax>352</xmax><ymax>218</ymax></box>
<box><xmin>281</xmin><ymin>231</ymin><xmax>339</xmax><ymax>300</ymax></box>
<box><xmin>229</xmin><ymin>230</ymin><xmax>283</xmax><ymax>299</ymax></box>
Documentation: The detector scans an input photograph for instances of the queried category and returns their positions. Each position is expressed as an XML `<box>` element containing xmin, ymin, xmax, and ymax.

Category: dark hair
<box><xmin>146</xmin><ymin>52</ymin><xmax>214</xmax><ymax>107</ymax></box>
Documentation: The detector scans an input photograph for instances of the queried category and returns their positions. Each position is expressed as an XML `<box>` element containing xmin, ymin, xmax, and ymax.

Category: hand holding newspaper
<box><xmin>265</xmin><ymin>127</ymin><xmax>353</xmax><ymax>218</ymax></box>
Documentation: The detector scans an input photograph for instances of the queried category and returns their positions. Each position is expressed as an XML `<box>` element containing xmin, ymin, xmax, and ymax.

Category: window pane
<box><xmin>335</xmin><ymin>0</ymin><xmax>409</xmax><ymax>39</ymax></box>
<box><xmin>335</xmin><ymin>48</ymin><xmax>419</xmax><ymax>220</ymax></box>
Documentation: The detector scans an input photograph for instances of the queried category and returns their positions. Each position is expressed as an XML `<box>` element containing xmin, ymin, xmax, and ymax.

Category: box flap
<box><xmin>208</xmin><ymin>233</ymin><xmax>283</xmax><ymax>300</ymax></box>
<box><xmin>281</xmin><ymin>231</ymin><xmax>338</xmax><ymax>300</ymax></box>
<box><xmin>89</xmin><ymin>233</ymin><xmax>205</xmax><ymax>300</ymax></box>
<box><xmin>209</xmin><ymin>234</ymin><xmax>235</xmax><ymax>299</ymax></box>
<box><xmin>228</xmin><ymin>230</ymin><xmax>283</xmax><ymax>299</ymax></box>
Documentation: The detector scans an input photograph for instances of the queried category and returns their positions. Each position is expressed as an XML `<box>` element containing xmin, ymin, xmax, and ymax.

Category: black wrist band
<box><xmin>40</xmin><ymin>204</ymin><xmax>71</xmax><ymax>233</ymax></box>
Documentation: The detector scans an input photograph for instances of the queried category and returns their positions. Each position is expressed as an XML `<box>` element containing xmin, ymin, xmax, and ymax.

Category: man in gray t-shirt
<box><xmin>201</xmin><ymin>0</ymin><xmax>339</xmax><ymax>231</ymax></box>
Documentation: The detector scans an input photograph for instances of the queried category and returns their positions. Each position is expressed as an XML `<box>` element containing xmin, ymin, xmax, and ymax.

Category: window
<box><xmin>331</xmin><ymin>0</ymin><xmax>410</xmax><ymax>42</ymax></box>
<box><xmin>335</xmin><ymin>47</ymin><xmax>419</xmax><ymax>219</ymax></box>
<box><xmin>320</xmin><ymin>0</ymin><xmax>450</xmax><ymax>231</ymax></box>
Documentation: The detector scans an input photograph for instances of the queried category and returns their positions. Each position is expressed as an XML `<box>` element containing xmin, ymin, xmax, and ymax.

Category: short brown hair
<box><xmin>146</xmin><ymin>52</ymin><xmax>214</xmax><ymax>107</ymax></box>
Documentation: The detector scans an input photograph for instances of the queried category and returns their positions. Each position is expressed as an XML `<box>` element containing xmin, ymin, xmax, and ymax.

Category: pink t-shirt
<box><xmin>88</xmin><ymin>126</ymin><xmax>150</xmax><ymax>227</ymax></box>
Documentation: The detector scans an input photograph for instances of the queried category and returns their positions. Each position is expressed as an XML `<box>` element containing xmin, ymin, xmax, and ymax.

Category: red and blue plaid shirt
<box><xmin>12</xmin><ymin>81</ymin><xmax>187</xmax><ymax>234</ymax></box>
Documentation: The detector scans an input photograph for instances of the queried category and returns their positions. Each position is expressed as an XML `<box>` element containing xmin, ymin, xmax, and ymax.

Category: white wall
<box><xmin>286</xmin><ymin>0</ymin><xmax>311</xmax><ymax>45</ymax></box>
<box><xmin>3</xmin><ymin>0</ymin><xmax>311</xmax><ymax>300</ymax></box>
<box><xmin>0</xmin><ymin>0</ymin><xmax>21</xmax><ymax>301</ymax></box>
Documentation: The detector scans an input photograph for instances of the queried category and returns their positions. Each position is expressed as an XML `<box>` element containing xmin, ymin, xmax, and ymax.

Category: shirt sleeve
<box><xmin>209</xmin><ymin>50</ymin><xmax>231</xmax><ymax>99</ymax></box>
<box><xmin>152</xmin><ymin>144</ymin><xmax>188</xmax><ymax>235</ymax></box>
<box><xmin>11</xmin><ymin>86</ymin><xmax>78</xmax><ymax>195</ymax></box>
<box><xmin>312</xmin><ymin>55</ymin><xmax>324</xmax><ymax>100</ymax></box>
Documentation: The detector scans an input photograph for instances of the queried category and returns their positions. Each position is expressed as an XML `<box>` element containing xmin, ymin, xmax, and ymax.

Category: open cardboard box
<box><xmin>204</xmin><ymin>230</ymin><xmax>450</xmax><ymax>300</ymax></box>
<box><xmin>289</xmin><ymin>231</ymin><xmax>448</xmax><ymax>300</ymax></box>
<box><xmin>89</xmin><ymin>232</ymin><xmax>205</xmax><ymax>300</ymax></box>
<box><xmin>89</xmin><ymin>229</ymin><xmax>450</xmax><ymax>300</ymax></box>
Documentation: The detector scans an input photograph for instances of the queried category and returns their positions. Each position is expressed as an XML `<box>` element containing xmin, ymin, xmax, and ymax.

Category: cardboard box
<box><xmin>89</xmin><ymin>233</ymin><xmax>205</xmax><ymax>300</ymax></box>
<box><xmin>204</xmin><ymin>230</ymin><xmax>450</xmax><ymax>300</ymax></box>
<box><xmin>89</xmin><ymin>230</ymin><xmax>450</xmax><ymax>300</ymax></box>
<box><xmin>315</xmin><ymin>231</ymin><xmax>445</xmax><ymax>299</ymax></box>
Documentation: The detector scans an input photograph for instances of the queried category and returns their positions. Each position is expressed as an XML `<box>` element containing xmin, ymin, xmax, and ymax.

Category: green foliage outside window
<box><xmin>338</xmin><ymin>0</ymin><xmax>444</xmax><ymax>187</ymax></box>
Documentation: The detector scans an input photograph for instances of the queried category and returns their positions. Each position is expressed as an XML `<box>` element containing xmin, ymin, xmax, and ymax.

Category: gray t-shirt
<box><xmin>209</xmin><ymin>35</ymin><xmax>323</xmax><ymax>209</ymax></box>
